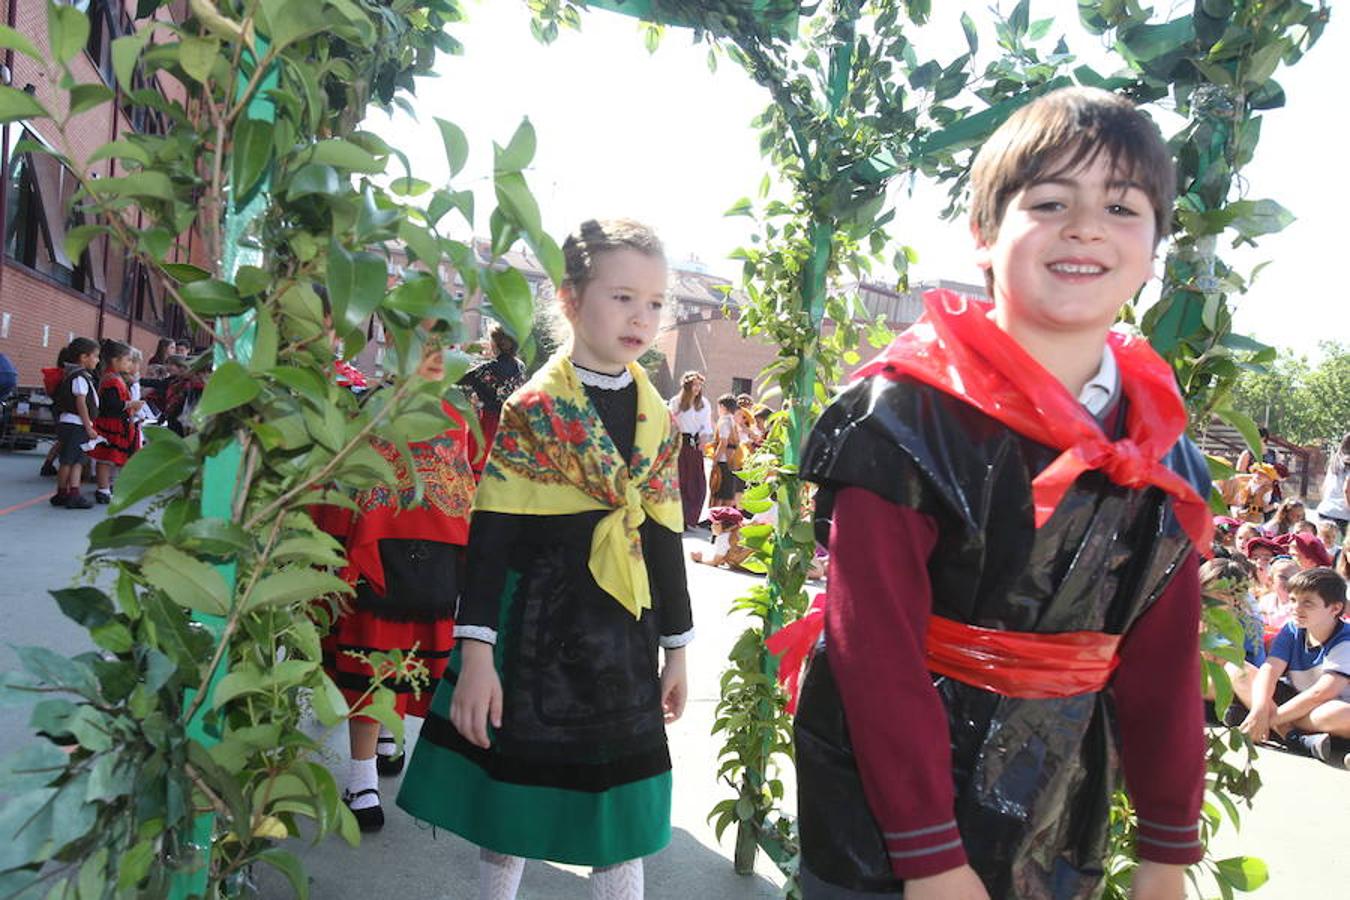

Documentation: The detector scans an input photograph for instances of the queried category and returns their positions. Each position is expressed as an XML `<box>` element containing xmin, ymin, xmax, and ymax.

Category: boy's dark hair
<box><xmin>1287</xmin><ymin>567</ymin><xmax>1348</xmax><ymax>609</ymax></box>
<box><xmin>717</xmin><ymin>393</ymin><xmax>738</xmax><ymax>412</ymax></box>
<box><xmin>970</xmin><ymin>87</ymin><xmax>1175</xmax><ymax>251</ymax></box>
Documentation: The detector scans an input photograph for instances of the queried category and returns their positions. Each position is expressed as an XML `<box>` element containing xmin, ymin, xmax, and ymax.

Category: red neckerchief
<box><xmin>855</xmin><ymin>289</ymin><xmax>1212</xmax><ymax>551</ymax></box>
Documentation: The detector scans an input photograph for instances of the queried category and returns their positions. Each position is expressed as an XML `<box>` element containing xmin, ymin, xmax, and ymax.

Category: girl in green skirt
<box><xmin>397</xmin><ymin>219</ymin><xmax>692</xmax><ymax>900</ymax></box>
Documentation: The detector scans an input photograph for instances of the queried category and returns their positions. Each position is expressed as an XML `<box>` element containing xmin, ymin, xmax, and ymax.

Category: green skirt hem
<box><xmin>396</xmin><ymin>740</ymin><xmax>672</xmax><ymax>867</ymax></box>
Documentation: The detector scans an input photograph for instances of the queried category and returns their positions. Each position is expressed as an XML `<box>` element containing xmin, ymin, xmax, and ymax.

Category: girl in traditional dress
<box><xmin>461</xmin><ymin>323</ymin><xmax>527</xmax><ymax>476</ymax></box>
<box><xmin>90</xmin><ymin>340</ymin><xmax>144</xmax><ymax>504</ymax></box>
<box><xmin>668</xmin><ymin>370</ymin><xmax>712</xmax><ymax>529</ymax></box>
<box><xmin>398</xmin><ymin>219</ymin><xmax>691</xmax><ymax>900</ymax></box>
<box><xmin>325</xmin><ymin>339</ymin><xmax>477</xmax><ymax>831</ymax></box>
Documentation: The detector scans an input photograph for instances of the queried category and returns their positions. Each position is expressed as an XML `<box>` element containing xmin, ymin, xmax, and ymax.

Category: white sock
<box><xmin>376</xmin><ymin>724</ymin><xmax>399</xmax><ymax>757</ymax></box>
<box><xmin>345</xmin><ymin>756</ymin><xmax>379</xmax><ymax>810</ymax></box>
<box><xmin>590</xmin><ymin>859</ymin><xmax>643</xmax><ymax>900</ymax></box>
<box><xmin>478</xmin><ymin>848</ymin><xmax>525</xmax><ymax>900</ymax></box>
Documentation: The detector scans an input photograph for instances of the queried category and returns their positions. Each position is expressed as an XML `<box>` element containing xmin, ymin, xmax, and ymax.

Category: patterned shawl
<box><xmin>476</xmin><ymin>354</ymin><xmax>683</xmax><ymax>618</ymax></box>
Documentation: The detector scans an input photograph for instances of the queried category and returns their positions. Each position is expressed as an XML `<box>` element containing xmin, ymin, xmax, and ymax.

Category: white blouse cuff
<box><xmin>659</xmin><ymin>628</ymin><xmax>695</xmax><ymax>650</ymax></box>
<box><xmin>453</xmin><ymin>625</ymin><xmax>498</xmax><ymax>646</ymax></box>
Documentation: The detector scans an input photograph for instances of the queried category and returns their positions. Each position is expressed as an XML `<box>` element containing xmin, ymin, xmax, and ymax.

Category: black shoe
<box><xmin>49</xmin><ymin>491</ymin><xmax>68</xmax><ymax>507</ymax></box>
<box><xmin>40</xmin><ymin>462</ymin><xmax>57</xmax><ymax>477</ymax></box>
<box><xmin>65</xmin><ymin>493</ymin><xmax>94</xmax><ymax>509</ymax></box>
<box><xmin>376</xmin><ymin>752</ymin><xmax>405</xmax><ymax>776</ymax></box>
<box><xmin>1290</xmin><ymin>732</ymin><xmax>1350</xmax><ymax>769</ymax></box>
<box><xmin>343</xmin><ymin>789</ymin><xmax>385</xmax><ymax>832</ymax></box>
<box><xmin>375</xmin><ymin>735</ymin><xmax>404</xmax><ymax>775</ymax></box>
<box><xmin>95</xmin><ymin>489</ymin><xmax>112</xmax><ymax>504</ymax></box>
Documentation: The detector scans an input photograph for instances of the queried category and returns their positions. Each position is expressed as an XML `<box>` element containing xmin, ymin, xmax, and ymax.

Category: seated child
<box><xmin>1257</xmin><ymin>557</ymin><xmax>1300</xmax><ymax>632</ymax></box>
<box><xmin>1199</xmin><ymin>558</ymin><xmax>1263</xmax><ymax>721</ymax></box>
<box><xmin>1240</xmin><ymin>567</ymin><xmax>1350</xmax><ymax>769</ymax></box>
<box><xmin>690</xmin><ymin>506</ymin><xmax>754</xmax><ymax>570</ymax></box>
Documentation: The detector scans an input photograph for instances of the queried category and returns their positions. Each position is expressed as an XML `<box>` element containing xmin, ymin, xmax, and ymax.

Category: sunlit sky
<box><xmin>366</xmin><ymin>0</ymin><xmax>1350</xmax><ymax>361</ymax></box>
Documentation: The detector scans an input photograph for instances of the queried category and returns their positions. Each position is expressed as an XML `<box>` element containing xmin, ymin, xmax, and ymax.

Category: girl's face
<box><xmin>1288</xmin><ymin>504</ymin><xmax>1305</xmax><ymax>524</ymax></box>
<box><xmin>416</xmin><ymin>341</ymin><xmax>445</xmax><ymax>382</ymax></box>
<box><xmin>564</xmin><ymin>249</ymin><xmax>667</xmax><ymax>373</ymax></box>
<box><xmin>115</xmin><ymin>355</ymin><xmax>135</xmax><ymax>375</ymax></box>
<box><xmin>79</xmin><ymin>350</ymin><xmax>99</xmax><ymax>371</ymax></box>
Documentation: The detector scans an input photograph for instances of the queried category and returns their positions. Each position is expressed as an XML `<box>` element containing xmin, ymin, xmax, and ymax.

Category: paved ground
<box><xmin>1</xmin><ymin>445</ymin><xmax>1346</xmax><ymax>898</ymax></box>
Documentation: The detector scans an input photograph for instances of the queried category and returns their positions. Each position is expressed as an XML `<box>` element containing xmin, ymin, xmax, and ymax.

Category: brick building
<box><xmin>1</xmin><ymin>0</ymin><xmax>200</xmax><ymax>387</ymax></box>
<box><xmin>649</xmin><ymin>273</ymin><xmax>988</xmax><ymax>402</ymax></box>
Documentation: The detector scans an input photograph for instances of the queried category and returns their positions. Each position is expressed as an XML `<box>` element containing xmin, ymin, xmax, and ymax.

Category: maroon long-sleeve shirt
<box><xmin>824</xmin><ymin>485</ymin><xmax>1206</xmax><ymax>881</ymax></box>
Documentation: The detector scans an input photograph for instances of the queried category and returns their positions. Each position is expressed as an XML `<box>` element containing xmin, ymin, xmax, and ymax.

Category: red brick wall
<box><xmin>0</xmin><ymin>266</ymin><xmax>100</xmax><ymax>383</ymax></box>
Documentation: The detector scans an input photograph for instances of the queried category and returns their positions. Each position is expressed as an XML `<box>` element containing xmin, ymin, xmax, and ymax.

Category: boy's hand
<box><xmin>85</xmin><ymin>425</ymin><xmax>99</xmax><ymax>440</ymax></box>
<box><xmin>904</xmin><ymin>865</ymin><xmax>990</xmax><ymax>900</ymax></box>
<box><xmin>660</xmin><ymin>647</ymin><xmax>687</xmax><ymax>724</ymax></box>
<box><xmin>1239</xmin><ymin>703</ymin><xmax>1273</xmax><ymax>743</ymax></box>
<box><xmin>1131</xmin><ymin>861</ymin><xmax>1185</xmax><ymax>899</ymax></box>
<box><xmin>450</xmin><ymin>641</ymin><xmax>501</xmax><ymax>749</ymax></box>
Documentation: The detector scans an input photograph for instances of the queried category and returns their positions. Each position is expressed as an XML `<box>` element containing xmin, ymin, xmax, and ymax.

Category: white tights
<box><xmin>476</xmin><ymin>849</ymin><xmax>643</xmax><ymax>900</ymax></box>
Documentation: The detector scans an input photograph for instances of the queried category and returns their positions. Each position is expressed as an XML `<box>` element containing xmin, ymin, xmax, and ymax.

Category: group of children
<box><xmin>668</xmin><ymin>374</ymin><xmax>770</xmax><ymax>526</ymax></box>
<box><xmin>43</xmin><ymin>337</ymin><xmax>150</xmax><ymax>508</ymax></box>
<box><xmin>310</xmin><ymin>87</ymin><xmax>1276</xmax><ymax>900</ymax></box>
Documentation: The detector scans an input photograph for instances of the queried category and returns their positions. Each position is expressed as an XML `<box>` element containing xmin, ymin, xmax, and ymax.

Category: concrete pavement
<box><xmin>0</xmin><ymin>446</ymin><xmax>1346</xmax><ymax>898</ymax></box>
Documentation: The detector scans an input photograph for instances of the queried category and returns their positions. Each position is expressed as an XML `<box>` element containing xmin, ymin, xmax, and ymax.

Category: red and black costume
<box><xmin>322</xmin><ymin>402</ymin><xmax>475</xmax><ymax>717</ymax></box>
<box><xmin>786</xmin><ymin>291</ymin><xmax>1213</xmax><ymax>899</ymax></box>
<box><xmin>89</xmin><ymin>373</ymin><xmax>140</xmax><ymax>466</ymax></box>
<box><xmin>459</xmin><ymin>351</ymin><xmax>525</xmax><ymax>475</ymax></box>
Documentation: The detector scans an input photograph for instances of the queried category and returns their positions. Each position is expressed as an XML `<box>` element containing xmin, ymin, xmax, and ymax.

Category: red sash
<box><xmin>766</xmin><ymin>596</ymin><xmax>1121</xmax><ymax>713</ymax></box>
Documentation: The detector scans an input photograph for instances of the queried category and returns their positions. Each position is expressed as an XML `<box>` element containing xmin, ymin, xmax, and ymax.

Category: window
<box><xmin>85</xmin><ymin>0</ymin><xmax>118</xmax><ymax>84</ymax></box>
<box><xmin>731</xmin><ymin>377</ymin><xmax>752</xmax><ymax>397</ymax></box>
<box><xmin>4</xmin><ymin>131</ymin><xmax>107</xmax><ymax>302</ymax></box>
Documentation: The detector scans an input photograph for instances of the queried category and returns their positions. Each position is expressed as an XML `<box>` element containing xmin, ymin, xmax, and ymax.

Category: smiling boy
<box><xmin>791</xmin><ymin>88</ymin><xmax>1214</xmax><ymax>899</ymax></box>
<box><xmin>1241</xmin><ymin>566</ymin><xmax>1350</xmax><ymax>768</ymax></box>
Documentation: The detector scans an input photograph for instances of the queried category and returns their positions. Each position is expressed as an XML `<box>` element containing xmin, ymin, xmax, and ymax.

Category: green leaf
<box><xmin>244</xmin><ymin>568</ymin><xmax>351</xmax><ymax>612</ymax></box>
<box><xmin>107</xmin><ymin>429</ymin><xmax>196</xmax><ymax>513</ymax></box>
<box><xmin>141</xmin><ymin>545</ymin><xmax>232</xmax><ymax>616</ymax></box>
<box><xmin>111</xmin><ymin>31</ymin><xmax>151</xmax><ymax>94</ymax></box>
<box><xmin>286</xmin><ymin>163</ymin><xmax>340</xmax><ymax>199</ymax></box>
<box><xmin>310</xmin><ymin>674</ymin><xmax>350</xmax><ymax>727</ymax></box>
<box><xmin>178</xmin><ymin>35</ymin><xmax>219</xmax><ymax>83</ymax></box>
<box><xmin>232</xmin><ymin>117</ymin><xmax>274</xmax><ymax>203</ymax></box>
<box><xmin>181</xmin><ymin>278</ymin><xmax>247</xmax><ymax>315</ymax></box>
<box><xmin>0</xmin><ymin>24</ymin><xmax>42</xmax><ymax>61</ymax></box>
<box><xmin>116</xmin><ymin>839</ymin><xmax>156</xmax><ymax>891</ymax></box>
<box><xmin>93</xmin><ymin>170</ymin><xmax>176</xmax><ymax>202</ymax></box>
<box><xmin>258</xmin><ymin>0</ymin><xmax>326</xmax><ymax>51</ymax></box>
<box><xmin>197</xmin><ymin>360</ymin><xmax>261</xmax><ymax>416</ymax></box>
<box><xmin>0</xmin><ymin>85</ymin><xmax>49</xmax><ymax>123</ymax></box>
<box><xmin>69</xmin><ymin>83</ymin><xmax>114</xmax><ymax>115</ymax></box>
<box><xmin>162</xmin><ymin>262</ymin><xmax>210</xmax><ymax>283</ymax></box>
<box><xmin>494</xmin><ymin>118</ymin><xmax>535</xmax><ymax>174</ymax></box>
<box><xmin>1215</xmin><ymin>856</ymin><xmax>1268</xmax><ymax>891</ymax></box>
<box><xmin>0</xmin><ymin>743</ymin><xmax>68</xmax><ymax>794</ymax></box>
<box><xmin>251</xmin><ymin>310</ymin><xmax>279</xmax><ymax>371</ymax></box>
<box><xmin>308</xmin><ymin>138</ymin><xmax>383</xmax><ymax>174</ymax></box>
<box><xmin>960</xmin><ymin>12</ymin><xmax>978</xmax><ymax>53</ymax></box>
<box><xmin>47</xmin><ymin>0</ymin><xmax>91</xmax><ymax>66</ymax></box>
<box><xmin>64</xmin><ymin>224</ymin><xmax>108</xmax><ymax>263</ymax></box>
<box><xmin>213</xmin><ymin>667</ymin><xmax>266</xmax><ymax>706</ymax></box>
<box><xmin>1119</xmin><ymin>17</ymin><xmax>1196</xmax><ymax>62</ymax></box>
<box><xmin>88</xmin><ymin>514</ymin><xmax>162</xmax><ymax>549</ymax></box>
<box><xmin>257</xmin><ymin>846</ymin><xmax>309</xmax><ymax>899</ymax></box>
<box><xmin>483</xmin><ymin>267</ymin><xmax>534</xmax><ymax>350</ymax></box>
<box><xmin>494</xmin><ymin>171</ymin><xmax>542</xmax><ymax>241</ymax></box>
<box><xmin>434</xmin><ymin>117</ymin><xmax>469</xmax><ymax>177</ymax></box>
<box><xmin>51</xmin><ymin>587</ymin><xmax>115</xmax><ymax>628</ymax></box>
<box><xmin>1216</xmin><ymin>406</ymin><xmax>1262</xmax><ymax>458</ymax></box>
<box><xmin>87</xmin><ymin>139</ymin><xmax>151</xmax><ymax>166</ymax></box>
<box><xmin>326</xmin><ymin>239</ymin><xmax>388</xmax><ymax>331</ymax></box>
<box><xmin>1226</xmin><ymin>199</ymin><xmax>1294</xmax><ymax>240</ymax></box>
<box><xmin>398</xmin><ymin>219</ymin><xmax>440</xmax><ymax>267</ymax></box>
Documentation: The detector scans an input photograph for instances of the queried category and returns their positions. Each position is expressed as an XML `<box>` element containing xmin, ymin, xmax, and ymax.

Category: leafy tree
<box><xmin>0</xmin><ymin>2</ymin><xmax>553</xmax><ymax>896</ymax></box>
<box><xmin>1228</xmin><ymin>342</ymin><xmax>1350</xmax><ymax>448</ymax></box>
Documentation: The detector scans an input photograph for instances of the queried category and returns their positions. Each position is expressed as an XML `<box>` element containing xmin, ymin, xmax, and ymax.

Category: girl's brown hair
<box><xmin>561</xmin><ymin>218</ymin><xmax>665</xmax><ymax>296</ymax></box>
<box><xmin>678</xmin><ymin>370</ymin><xmax>705</xmax><ymax>412</ymax></box>
<box><xmin>1268</xmin><ymin>498</ymin><xmax>1305</xmax><ymax>535</ymax></box>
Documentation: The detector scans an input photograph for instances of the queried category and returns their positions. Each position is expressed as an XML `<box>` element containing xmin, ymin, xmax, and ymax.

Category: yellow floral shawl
<box><xmin>475</xmin><ymin>354</ymin><xmax>683</xmax><ymax>618</ymax></box>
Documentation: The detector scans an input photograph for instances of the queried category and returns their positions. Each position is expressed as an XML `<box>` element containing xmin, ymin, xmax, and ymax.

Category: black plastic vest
<box><xmin>794</xmin><ymin>375</ymin><xmax>1210</xmax><ymax>899</ymax></box>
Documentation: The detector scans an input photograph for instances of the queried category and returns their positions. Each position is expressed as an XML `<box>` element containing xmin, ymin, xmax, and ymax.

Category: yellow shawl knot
<box><xmin>474</xmin><ymin>355</ymin><xmax>683</xmax><ymax>618</ymax></box>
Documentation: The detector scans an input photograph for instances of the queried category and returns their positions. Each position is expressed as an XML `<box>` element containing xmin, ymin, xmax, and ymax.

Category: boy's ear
<box><xmin>970</xmin><ymin>219</ymin><xmax>992</xmax><ymax>270</ymax></box>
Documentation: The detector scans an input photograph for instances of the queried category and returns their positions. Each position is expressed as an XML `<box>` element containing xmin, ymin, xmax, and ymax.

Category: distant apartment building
<box><xmin>1</xmin><ymin>0</ymin><xmax>203</xmax><ymax>385</ymax></box>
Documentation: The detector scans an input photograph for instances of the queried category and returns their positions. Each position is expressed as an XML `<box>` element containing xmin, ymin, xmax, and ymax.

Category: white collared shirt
<box><xmin>1077</xmin><ymin>345</ymin><xmax>1119</xmax><ymax>417</ymax></box>
<box><xmin>669</xmin><ymin>396</ymin><xmax>713</xmax><ymax>439</ymax></box>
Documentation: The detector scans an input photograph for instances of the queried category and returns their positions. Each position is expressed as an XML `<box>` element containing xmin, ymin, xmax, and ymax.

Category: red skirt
<box><xmin>89</xmin><ymin>416</ymin><xmax>140</xmax><ymax>466</ymax></box>
<box><xmin>321</xmin><ymin>605</ymin><xmax>454</xmax><ymax>719</ymax></box>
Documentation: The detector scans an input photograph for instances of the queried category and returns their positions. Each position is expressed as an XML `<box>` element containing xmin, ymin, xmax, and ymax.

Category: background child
<box><xmin>459</xmin><ymin>323</ymin><xmax>526</xmax><ymax>477</ymax></box>
<box><xmin>1200</xmin><ymin>558</ymin><xmax>1264</xmax><ymax>724</ymax></box>
<box><xmin>690</xmin><ymin>505</ymin><xmax>753</xmax><ymax>570</ymax></box>
<box><xmin>788</xmin><ymin>88</ymin><xmax>1211</xmax><ymax>900</ymax></box>
<box><xmin>50</xmin><ymin>338</ymin><xmax>100</xmax><ymax>509</ymax></box>
<box><xmin>668</xmin><ymin>370</ymin><xmax>713</xmax><ymax>529</ymax></box>
<box><xmin>709</xmin><ymin>393</ymin><xmax>743</xmax><ymax>507</ymax></box>
<box><xmin>397</xmin><ymin>219</ymin><xmax>691</xmax><ymax>900</ymax></box>
<box><xmin>324</xmin><ymin>338</ymin><xmax>476</xmax><ymax>831</ymax></box>
<box><xmin>1241</xmin><ymin>567</ymin><xmax>1350</xmax><ymax>769</ymax></box>
<box><xmin>89</xmin><ymin>340</ymin><xmax>144</xmax><ymax>504</ymax></box>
